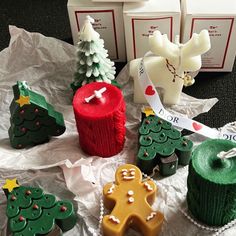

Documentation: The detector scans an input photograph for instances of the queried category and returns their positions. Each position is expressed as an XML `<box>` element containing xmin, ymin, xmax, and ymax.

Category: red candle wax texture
<box><xmin>73</xmin><ymin>82</ymin><xmax>126</xmax><ymax>157</ymax></box>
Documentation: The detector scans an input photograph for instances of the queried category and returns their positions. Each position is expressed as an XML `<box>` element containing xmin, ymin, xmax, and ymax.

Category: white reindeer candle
<box><xmin>130</xmin><ymin>30</ymin><xmax>211</xmax><ymax>105</ymax></box>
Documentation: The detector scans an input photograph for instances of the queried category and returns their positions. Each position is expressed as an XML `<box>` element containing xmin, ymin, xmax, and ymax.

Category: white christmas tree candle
<box><xmin>71</xmin><ymin>15</ymin><xmax>116</xmax><ymax>93</ymax></box>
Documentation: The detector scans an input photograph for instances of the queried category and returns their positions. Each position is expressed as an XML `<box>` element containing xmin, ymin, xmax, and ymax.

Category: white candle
<box><xmin>79</xmin><ymin>15</ymin><xmax>100</xmax><ymax>42</ymax></box>
<box><xmin>130</xmin><ymin>29</ymin><xmax>211</xmax><ymax>105</ymax></box>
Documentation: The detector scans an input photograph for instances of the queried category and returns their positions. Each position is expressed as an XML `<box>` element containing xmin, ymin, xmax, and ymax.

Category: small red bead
<box><xmin>25</xmin><ymin>190</ymin><xmax>31</xmax><ymax>195</ymax></box>
<box><xmin>34</xmin><ymin>108</ymin><xmax>39</xmax><ymax>113</ymax></box>
<box><xmin>36</xmin><ymin>121</ymin><xmax>40</xmax><ymax>126</ymax></box>
<box><xmin>21</xmin><ymin>127</ymin><xmax>26</xmax><ymax>132</ymax></box>
<box><xmin>33</xmin><ymin>204</ymin><xmax>39</xmax><ymax>210</ymax></box>
<box><xmin>20</xmin><ymin>110</ymin><xmax>25</xmax><ymax>114</ymax></box>
<box><xmin>145</xmin><ymin>120</ymin><xmax>150</xmax><ymax>124</ymax></box>
<box><xmin>11</xmin><ymin>195</ymin><xmax>17</xmax><ymax>201</ymax></box>
<box><xmin>144</xmin><ymin>152</ymin><xmax>149</xmax><ymax>157</ymax></box>
<box><xmin>182</xmin><ymin>141</ymin><xmax>188</xmax><ymax>146</ymax></box>
<box><xmin>60</xmin><ymin>206</ymin><xmax>67</xmax><ymax>212</ymax></box>
<box><xmin>19</xmin><ymin>216</ymin><xmax>25</xmax><ymax>222</ymax></box>
<box><xmin>18</xmin><ymin>144</ymin><xmax>22</xmax><ymax>148</ymax></box>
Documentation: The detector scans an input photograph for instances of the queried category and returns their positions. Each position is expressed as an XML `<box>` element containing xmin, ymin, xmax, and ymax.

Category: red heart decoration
<box><xmin>192</xmin><ymin>122</ymin><xmax>202</xmax><ymax>131</ymax></box>
<box><xmin>145</xmin><ymin>85</ymin><xmax>155</xmax><ymax>96</ymax></box>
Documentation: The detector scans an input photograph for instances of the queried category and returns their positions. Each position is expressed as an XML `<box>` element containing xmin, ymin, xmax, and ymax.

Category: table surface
<box><xmin>0</xmin><ymin>1</ymin><xmax>235</xmax><ymax>130</ymax></box>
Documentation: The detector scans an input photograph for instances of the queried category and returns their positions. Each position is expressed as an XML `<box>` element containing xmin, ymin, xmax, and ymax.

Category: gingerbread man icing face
<box><xmin>103</xmin><ymin>164</ymin><xmax>163</xmax><ymax>236</ymax></box>
<box><xmin>117</xmin><ymin>166</ymin><xmax>141</xmax><ymax>183</ymax></box>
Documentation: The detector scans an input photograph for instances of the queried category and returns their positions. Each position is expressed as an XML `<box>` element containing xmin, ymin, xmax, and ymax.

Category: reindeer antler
<box><xmin>149</xmin><ymin>30</ymin><xmax>179</xmax><ymax>60</ymax></box>
<box><xmin>182</xmin><ymin>30</ymin><xmax>211</xmax><ymax>58</ymax></box>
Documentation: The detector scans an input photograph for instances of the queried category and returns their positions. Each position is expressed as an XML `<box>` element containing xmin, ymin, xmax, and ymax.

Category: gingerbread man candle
<box><xmin>103</xmin><ymin>164</ymin><xmax>164</xmax><ymax>236</ymax></box>
<box><xmin>73</xmin><ymin>82</ymin><xmax>126</xmax><ymax>157</ymax></box>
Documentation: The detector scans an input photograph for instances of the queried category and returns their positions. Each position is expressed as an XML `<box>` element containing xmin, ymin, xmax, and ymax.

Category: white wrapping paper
<box><xmin>0</xmin><ymin>26</ymin><xmax>235</xmax><ymax>236</ymax></box>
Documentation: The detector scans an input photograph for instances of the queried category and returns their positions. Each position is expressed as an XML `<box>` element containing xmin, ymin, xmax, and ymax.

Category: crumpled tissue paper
<box><xmin>0</xmin><ymin>26</ymin><xmax>235</xmax><ymax>236</ymax></box>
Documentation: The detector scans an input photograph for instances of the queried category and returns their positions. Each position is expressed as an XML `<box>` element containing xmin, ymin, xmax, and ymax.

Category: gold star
<box><xmin>15</xmin><ymin>95</ymin><xmax>30</xmax><ymax>107</ymax></box>
<box><xmin>2</xmin><ymin>178</ymin><xmax>20</xmax><ymax>192</ymax></box>
<box><xmin>142</xmin><ymin>107</ymin><xmax>155</xmax><ymax>117</ymax></box>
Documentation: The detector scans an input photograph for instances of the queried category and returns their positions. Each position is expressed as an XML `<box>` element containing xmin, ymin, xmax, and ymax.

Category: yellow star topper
<box><xmin>142</xmin><ymin>106</ymin><xmax>155</xmax><ymax>117</ymax></box>
<box><xmin>2</xmin><ymin>178</ymin><xmax>20</xmax><ymax>192</ymax></box>
<box><xmin>15</xmin><ymin>95</ymin><xmax>30</xmax><ymax>107</ymax></box>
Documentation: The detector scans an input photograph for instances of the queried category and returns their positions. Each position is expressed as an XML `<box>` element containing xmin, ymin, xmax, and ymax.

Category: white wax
<box><xmin>79</xmin><ymin>15</ymin><xmax>100</xmax><ymax>42</ymax></box>
<box><xmin>130</xmin><ymin>30</ymin><xmax>211</xmax><ymax>105</ymax></box>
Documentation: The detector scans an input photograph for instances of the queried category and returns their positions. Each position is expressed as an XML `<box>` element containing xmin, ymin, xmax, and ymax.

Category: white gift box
<box><xmin>123</xmin><ymin>0</ymin><xmax>181</xmax><ymax>61</ymax></box>
<box><xmin>67</xmin><ymin>0</ymin><xmax>126</xmax><ymax>62</ymax></box>
<box><xmin>93</xmin><ymin>0</ymin><xmax>147</xmax><ymax>2</ymax></box>
<box><xmin>181</xmin><ymin>0</ymin><xmax>236</xmax><ymax>71</ymax></box>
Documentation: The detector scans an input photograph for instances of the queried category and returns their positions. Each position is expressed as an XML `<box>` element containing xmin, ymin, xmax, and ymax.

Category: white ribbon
<box><xmin>138</xmin><ymin>53</ymin><xmax>236</xmax><ymax>142</ymax></box>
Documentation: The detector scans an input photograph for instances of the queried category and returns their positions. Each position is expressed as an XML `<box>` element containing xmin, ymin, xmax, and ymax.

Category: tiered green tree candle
<box><xmin>137</xmin><ymin>115</ymin><xmax>193</xmax><ymax>176</ymax></box>
<box><xmin>2</xmin><ymin>179</ymin><xmax>77</xmax><ymax>236</ymax></box>
<box><xmin>187</xmin><ymin>139</ymin><xmax>236</xmax><ymax>226</ymax></box>
<box><xmin>9</xmin><ymin>81</ymin><xmax>66</xmax><ymax>149</ymax></box>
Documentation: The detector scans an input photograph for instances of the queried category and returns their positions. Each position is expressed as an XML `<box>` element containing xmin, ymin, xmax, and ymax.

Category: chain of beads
<box><xmin>166</xmin><ymin>59</ymin><xmax>186</xmax><ymax>82</ymax></box>
<box><xmin>144</xmin><ymin>167</ymin><xmax>236</xmax><ymax>235</ymax></box>
<box><xmin>97</xmin><ymin>197</ymin><xmax>104</xmax><ymax>236</ymax></box>
<box><xmin>212</xmin><ymin>219</ymin><xmax>236</xmax><ymax>236</ymax></box>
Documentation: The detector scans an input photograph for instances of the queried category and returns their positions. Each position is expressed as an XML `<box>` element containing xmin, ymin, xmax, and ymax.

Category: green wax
<box><xmin>192</xmin><ymin>139</ymin><xmax>236</xmax><ymax>184</ymax></box>
<box><xmin>137</xmin><ymin>116</ymin><xmax>193</xmax><ymax>176</ymax></box>
<box><xmin>187</xmin><ymin>139</ymin><xmax>236</xmax><ymax>226</ymax></box>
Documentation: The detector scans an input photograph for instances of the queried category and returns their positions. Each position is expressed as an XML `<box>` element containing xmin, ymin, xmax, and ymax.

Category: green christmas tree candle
<box><xmin>9</xmin><ymin>81</ymin><xmax>66</xmax><ymax>149</ymax></box>
<box><xmin>187</xmin><ymin>139</ymin><xmax>236</xmax><ymax>226</ymax></box>
<box><xmin>2</xmin><ymin>179</ymin><xmax>77</xmax><ymax>236</ymax></box>
<box><xmin>137</xmin><ymin>115</ymin><xmax>193</xmax><ymax>176</ymax></box>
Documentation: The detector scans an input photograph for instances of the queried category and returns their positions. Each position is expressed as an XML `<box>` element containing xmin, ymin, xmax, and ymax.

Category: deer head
<box><xmin>149</xmin><ymin>30</ymin><xmax>211</xmax><ymax>72</ymax></box>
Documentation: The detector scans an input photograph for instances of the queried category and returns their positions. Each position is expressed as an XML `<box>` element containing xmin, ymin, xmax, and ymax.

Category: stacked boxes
<box><xmin>181</xmin><ymin>0</ymin><xmax>236</xmax><ymax>71</ymax></box>
<box><xmin>93</xmin><ymin>0</ymin><xmax>148</xmax><ymax>2</ymax></box>
<box><xmin>123</xmin><ymin>0</ymin><xmax>181</xmax><ymax>61</ymax></box>
<box><xmin>68</xmin><ymin>0</ymin><xmax>236</xmax><ymax>71</ymax></box>
<box><xmin>67</xmin><ymin>0</ymin><xmax>126</xmax><ymax>62</ymax></box>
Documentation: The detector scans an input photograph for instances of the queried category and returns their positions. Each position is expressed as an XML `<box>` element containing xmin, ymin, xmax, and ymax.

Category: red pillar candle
<box><xmin>73</xmin><ymin>82</ymin><xmax>126</xmax><ymax>157</ymax></box>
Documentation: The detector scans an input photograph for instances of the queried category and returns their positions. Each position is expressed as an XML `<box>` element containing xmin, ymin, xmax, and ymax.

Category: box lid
<box><xmin>123</xmin><ymin>0</ymin><xmax>180</xmax><ymax>14</ymax></box>
<box><xmin>183</xmin><ymin>0</ymin><xmax>236</xmax><ymax>15</ymax></box>
<box><xmin>93</xmin><ymin>0</ymin><xmax>147</xmax><ymax>2</ymax></box>
<box><xmin>68</xmin><ymin>0</ymin><xmax>122</xmax><ymax>7</ymax></box>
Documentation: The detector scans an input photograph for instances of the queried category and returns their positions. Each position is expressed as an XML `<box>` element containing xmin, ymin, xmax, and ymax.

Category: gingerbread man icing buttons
<box><xmin>102</xmin><ymin>164</ymin><xmax>164</xmax><ymax>236</ymax></box>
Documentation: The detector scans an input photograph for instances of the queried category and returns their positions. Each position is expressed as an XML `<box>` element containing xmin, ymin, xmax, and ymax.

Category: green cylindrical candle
<box><xmin>187</xmin><ymin>139</ymin><xmax>236</xmax><ymax>226</ymax></box>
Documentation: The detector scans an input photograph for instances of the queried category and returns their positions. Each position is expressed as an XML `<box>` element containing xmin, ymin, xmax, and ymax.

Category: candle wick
<box><xmin>217</xmin><ymin>148</ymin><xmax>236</xmax><ymax>160</ymax></box>
<box><xmin>84</xmin><ymin>87</ymin><xmax>107</xmax><ymax>103</ymax></box>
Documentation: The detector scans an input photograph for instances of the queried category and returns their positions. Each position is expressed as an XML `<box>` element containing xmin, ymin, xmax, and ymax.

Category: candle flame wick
<box><xmin>217</xmin><ymin>148</ymin><xmax>236</xmax><ymax>159</ymax></box>
<box><xmin>84</xmin><ymin>87</ymin><xmax>107</xmax><ymax>103</ymax></box>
